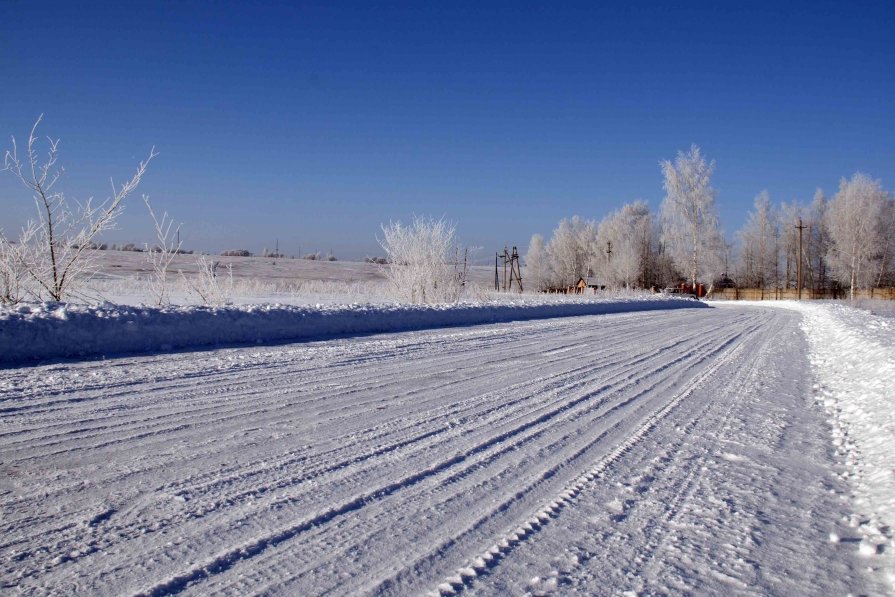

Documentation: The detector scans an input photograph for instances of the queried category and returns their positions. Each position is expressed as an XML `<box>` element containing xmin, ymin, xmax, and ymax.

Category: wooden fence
<box><xmin>709</xmin><ymin>287</ymin><xmax>895</xmax><ymax>301</ymax></box>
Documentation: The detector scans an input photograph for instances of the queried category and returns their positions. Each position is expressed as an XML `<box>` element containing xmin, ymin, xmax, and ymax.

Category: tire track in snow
<box><xmin>1</xmin><ymin>313</ymin><xmax>655</xmax><ymax>452</ymax></box>
<box><xmin>199</xmin><ymin>318</ymin><xmax>766</xmax><ymax>595</ymax></box>
<box><xmin>7</xmin><ymin>312</ymin><xmax>688</xmax><ymax>572</ymax></box>
<box><xmin>132</xmin><ymin>327</ymin><xmax>732</xmax><ymax>596</ymax></box>
<box><xmin>456</xmin><ymin>308</ymin><xmax>857</xmax><ymax>596</ymax></box>
<box><xmin>622</xmin><ymin>312</ymin><xmax>780</xmax><ymax>586</ymax></box>
<box><xmin>420</xmin><ymin>328</ymin><xmax>753</xmax><ymax>596</ymax></box>
<box><xmin>3</xmin><ymin>312</ymin><xmax>704</xmax><ymax>516</ymax></box>
<box><xmin>142</xmin><ymin>316</ymin><xmax>748</xmax><ymax>592</ymax></box>
<box><xmin>1</xmin><ymin>308</ymin><xmax>773</xmax><ymax>595</ymax></box>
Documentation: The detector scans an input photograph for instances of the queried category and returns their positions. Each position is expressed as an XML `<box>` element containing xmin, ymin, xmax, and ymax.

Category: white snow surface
<box><xmin>784</xmin><ymin>301</ymin><xmax>895</xmax><ymax>588</ymax></box>
<box><xmin>0</xmin><ymin>295</ymin><xmax>706</xmax><ymax>365</ymax></box>
<box><xmin>2</xmin><ymin>303</ymin><xmax>891</xmax><ymax>595</ymax></box>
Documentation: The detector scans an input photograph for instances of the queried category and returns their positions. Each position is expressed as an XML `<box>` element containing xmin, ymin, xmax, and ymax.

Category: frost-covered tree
<box><xmin>545</xmin><ymin>216</ymin><xmax>594</xmax><ymax>287</ymax></box>
<box><xmin>650</xmin><ymin>221</ymin><xmax>681</xmax><ymax>289</ymax></box>
<box><xmin>596</xmin><ymin>200</ymin><xmax>653</xmax><ymax>289</ymax></box>
<box><xmin>825</xmin><ymin>173</ymin><xmax>889</xmax><ymax>299</ymax></box>
<box><xmin>378</xmin><ymin>216</ymin><xmax>466</xmax><ymax>304</ymax></box>
<box><xmin>0</xmin><ymin>235</ymin><xmax>28</xmax><ymax>304</ymax></box>
<box><xmin>737</xmin><ymin>191</ymin><xmax>779</xmax><ymax>288</ymax></box>
<box><xmin>639</xmin><ymin>213</ymin><xmax>671</xmax><ymax>289</ymax></box>
<box><xmin>659</xmin><ymin>145</ymin><xmax>725</xmax><ymax>289</ymax></box>
<box><xmin>873</xmin><ymin>195</ymin><xmax>895</xmax><ymax>287</ymax></box>
<box><xmin>778</xmin><ymin>200</ymin><xmax>805</xmax><ymax>289</ymax></box>
<box><xmin>876</xmin><ymin>194</ymin><xmax>895</xmax><ymax>286</ymax></box>
<box><xmin>524</xmin><ymin>233</ymin><xmax>547</xmax><ymax>291</ymax></box>
<box><xmin>805</xmin><ymin>189</ymin><xmax>831</xmax><ymax>290</ymax></box>
<box><xmin>3</xmin><ymin>115</ymin><xmax>156</xmax><ymax>301</ymax></box>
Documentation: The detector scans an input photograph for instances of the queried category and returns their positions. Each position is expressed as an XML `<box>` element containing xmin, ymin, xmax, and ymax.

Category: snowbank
<box><xmin>772</xmin><ymin>302</ymin><xmax>895</xmax><ymax>588</ymax></box>
<box><xmin>0</xmin><ymin>296</ymin><xmax>708</xmax><ymax>366</ymax></box>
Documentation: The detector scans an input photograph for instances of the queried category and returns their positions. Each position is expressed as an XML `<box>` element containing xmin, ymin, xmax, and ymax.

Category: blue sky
<box><xmin>1</xmin><ymin>1</ymin><xmax>893</xmax><ymax>260</ymax></box>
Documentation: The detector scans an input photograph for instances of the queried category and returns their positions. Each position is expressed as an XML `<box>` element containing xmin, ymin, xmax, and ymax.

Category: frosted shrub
<box><xmin>143</xmin><ymin>196</ymin><xmax>182</xmax><ymax>306</ymax></box>
<box><xmin>3</xmin><ymin>115</ymin><xmax>155</xmax><ymax>301</ymax></box>
<box><xmin>0</xmin><ymin>237</ymin><xmax>28</xmax><ymax>304</ymax></box>
<box><xmin>378</xmin><ymin>216</ymin><xmax>467</xmax><ymax>304</ymax></box>
<box><xmin>182</xmin><ymin>256</ymin><xmax>233</xmax><ymax>305</ymax></box>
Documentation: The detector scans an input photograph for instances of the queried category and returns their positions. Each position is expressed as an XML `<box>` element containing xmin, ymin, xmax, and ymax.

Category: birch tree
<box><xmin>806</xmin><ymin>189</ymin><xmax>831</xmax><ymax>290</ymax></box>
<box><xmin>737</xmin><ymin>191</ymin><xmax>778</xmax><ymax>288</ymax></box>
<box><xmin>596</xmin><ymin>201</ymin><xmax>653</xmax><ymax>289</ymax></box>
<box><xmin>824</xmin><ymin>173</ymin><xmax>889</xmax><ymax>299</ymax></box>
<box><xmin>545</xmin><ymin>216</ymin><xmax>594</xmax><ymax>287</ymax></box>
<box><xmin>524</xmin><ymin>233</ymin><xmax>547</xmax><ymax>291</ymax></box>
<box><xmin>874</xmin><ymin>196</ymin><xmax>895</xmax><ymax>287</ymax></box>
<box><xmin>659</xmin><ymin>145</ymin><xmax>724</xmax><ymax>288</ymax></box>
<box><xmin>778</xmin><ymin>201</ymin><xmax>804</xmax><ymax>289</ymax></box>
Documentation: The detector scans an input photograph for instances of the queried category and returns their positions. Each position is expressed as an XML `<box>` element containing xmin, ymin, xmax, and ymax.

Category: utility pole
<box><xmin>495</xmin><ymin>246</ymin><xmax>523</xmax><ymax>292</ymax></box>
<box><xmin>796</xmin><ymin>218</ymin><xmax>807</xmax><ymax>299</ymax></box>
<box><xmin>503</xmin><ymin>246</ymin><xmax>509</xmax><ymax>292</ymax></box>
<box><xmin>606</xmin><ymin>241</ymin><xmax>613</xmax><ymax>263</ymax></box>
<box><xmin>508</xmin><ymin>246</ymin><xmax>523</xmax><ymax>293</ymax></box>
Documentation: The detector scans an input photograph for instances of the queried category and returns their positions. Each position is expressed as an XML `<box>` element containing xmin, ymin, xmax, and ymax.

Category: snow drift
<box><xmin>0</xmin><ymin>296</ymin><xmax>708</xmax><ymax>366</ymax></box>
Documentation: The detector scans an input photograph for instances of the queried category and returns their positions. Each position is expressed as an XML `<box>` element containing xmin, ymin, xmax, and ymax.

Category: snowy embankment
<box><xmin>0</xmin><ymin>296</ymin><xmax>707</xmax><ymax>366</ymax></box>
<box><xmin>786</xmin><ymin>302</ymin><xmax>895</xmax><ymax>588</ymax></box>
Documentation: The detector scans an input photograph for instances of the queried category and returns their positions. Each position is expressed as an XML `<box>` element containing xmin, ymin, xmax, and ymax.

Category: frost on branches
<box><xmin>1</xmin><ymin>115</ymin><xmax>156</xmax><ymax>303</ymax></box>
<box><xmin>660</xmin><ymin>144</ymin><xmax>725</xmax><ymax>290</ymax></box>
<box><xmin>825</xmin><ymin>173</ymin><xmax>891</xmax><ymax>299</ymax></box>
<box><xmin>378</xmin><ymin>216</ymin><xmax>468</xmax><ymax>304</ymax></box>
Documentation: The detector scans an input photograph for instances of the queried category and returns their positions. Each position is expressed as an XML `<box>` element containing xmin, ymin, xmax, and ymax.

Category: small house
<box><xmin>574</xmin><ymin>277</ymin><xmax>605</xmax><ymax>294</ymax></box>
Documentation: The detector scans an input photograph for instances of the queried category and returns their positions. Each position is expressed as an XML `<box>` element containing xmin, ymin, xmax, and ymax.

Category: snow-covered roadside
<box><xmin>754</xmin><ymin>301</ymin><xmax>895</xmax><ymax>589</ymax></box>
<box><xmin>0</xmin><ymin>296</ymin><xmax>707</xmax><ymax>366</ymax></box>
<box><xmin>5</xmin><ymin>305</ymin><xmax>874</xmax><ymax>595</ymax></box>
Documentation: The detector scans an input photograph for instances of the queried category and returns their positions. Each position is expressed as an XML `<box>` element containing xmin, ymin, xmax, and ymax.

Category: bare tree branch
<box><xmin>3</xmin><ymin>116</ymin><xmax>156</xmax><ymax>301</ymax></box>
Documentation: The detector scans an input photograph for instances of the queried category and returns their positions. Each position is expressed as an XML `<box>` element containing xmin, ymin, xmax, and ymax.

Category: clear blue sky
<box><xmin>1</xmin><ymin>1</ymin><xmax>893</xmax><ymax>260</ymax></box>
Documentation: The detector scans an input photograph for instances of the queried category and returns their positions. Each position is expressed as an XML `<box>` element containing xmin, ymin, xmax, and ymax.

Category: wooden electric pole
<box><xmin>796</xmin><ymin>219</ymin><xmax>807</xmax><ymax>299</ymax></box>
<box><xmin>496</xmin><ymin>246</ymin><xmax>523</xmax><ymax>292</ymax></box>
<box><xmin>503</xmin><ymin>246</ymin><xmax>509</xmax><ymax>292</ymax></box>
<box><xmin>508</xmin><ymin>246</ymin><xmax>523</xmax><ymax>292</ymax></box>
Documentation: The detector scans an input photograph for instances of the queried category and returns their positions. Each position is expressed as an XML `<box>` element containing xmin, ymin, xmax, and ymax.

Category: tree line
<box><xmin>525</xmin><ymin>145</ymin><xmax>894</xmax><ymax>299</ymax></box>
<box><xmin>2</xmin><ymin>117</ymin><xmax>891</xmax><ymax>305</ymax></box>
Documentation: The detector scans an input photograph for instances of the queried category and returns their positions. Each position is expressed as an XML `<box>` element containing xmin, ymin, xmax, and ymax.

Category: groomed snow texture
<box><xmin>2</xmin><ymin>302</ymin><xmax>892</xmax><ymax>595</ymax></box>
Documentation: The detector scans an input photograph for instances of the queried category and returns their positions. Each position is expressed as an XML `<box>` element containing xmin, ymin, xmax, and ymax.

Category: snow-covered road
<box><xmin>0</xmin><ymin>306</ymin><xmax>883</xmax><ymax>595</ymax></box>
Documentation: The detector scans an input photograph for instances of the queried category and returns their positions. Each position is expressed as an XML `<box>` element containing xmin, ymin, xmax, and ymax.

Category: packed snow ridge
<box><xmin>0</xmin><ymin>295</ymin><xmax>707</xmax><ymax>365</ymax></box>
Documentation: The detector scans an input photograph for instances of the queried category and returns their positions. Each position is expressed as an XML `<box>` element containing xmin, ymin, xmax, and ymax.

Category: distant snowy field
<box><xmin>2</xmin><ymin>250</ymin><xmax>894</xmax><ymax>594</ymax></box>
<box><xmin>84</xmin><ymin>250</ymin><xmax>468</xmax><ymax>305</ymax></box>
